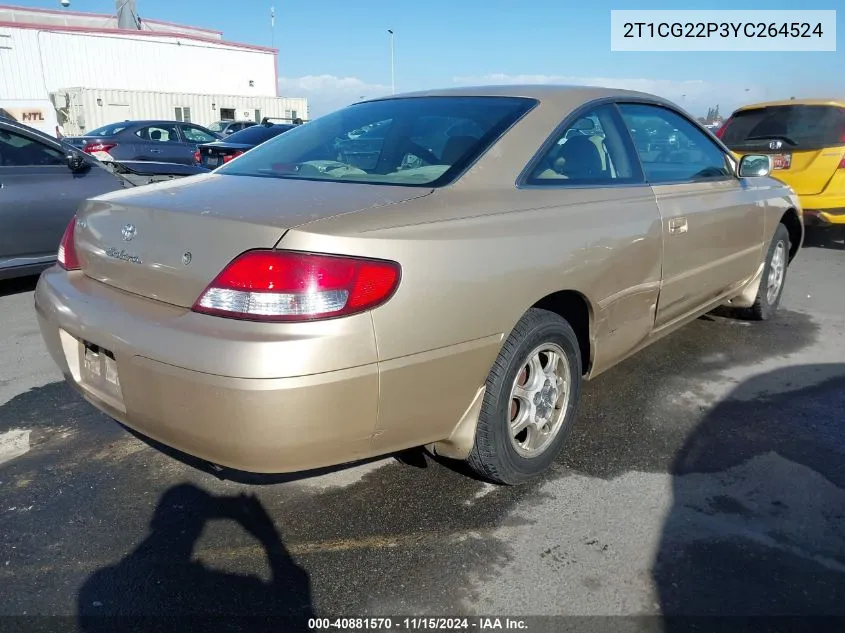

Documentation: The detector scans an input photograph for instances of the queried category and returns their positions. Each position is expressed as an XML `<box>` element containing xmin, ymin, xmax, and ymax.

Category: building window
<box><xmin>284</xmin><ymin>110</ymin><xmax>291</xmax><ymax>120</ymax></box>
<box><xmin>220</xmin><ymin>108</ymin><xmax>236</xmax><ymax>121</ymax></box>
<box><xmin>174</xmin><ymin>107</ymin><xmax>192</xmax><ymax>123</ymax></box>
<box><xmin>255</xmin><ymin>109</ymin><xmax>261</xmax><ymax>123</ymax></box>
<box><xmin>291</xmin><ymin>110</ymin><xmax>297</xmax><ymax>120</ymax></box>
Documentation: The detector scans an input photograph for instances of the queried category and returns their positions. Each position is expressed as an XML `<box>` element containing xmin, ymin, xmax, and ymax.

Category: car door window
<box><xmin>618</xmin><ymin>103</ymin><xmax>732</xmax><ymax>183</ymax></box>
<box><xmin>135</xmin><ymin>125</ymin><xmax>180</xmax><ymax>143</ymax></box>
<box><xmin>181</xmin><ymin>125</ymin><xmax>217</xmax><ymax>143</ymax></box>
<box><xmin>525</xmin><ymin>103</ymin><xmax>641</xmax><ymax>185</ymax></box>
<box><xmin>0</xmin><ymin>129</ymin><xmax>65</xmax><ymax>166</ymax></box>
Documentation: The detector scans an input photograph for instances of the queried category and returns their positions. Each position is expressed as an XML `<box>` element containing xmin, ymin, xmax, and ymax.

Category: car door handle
<box><xmin>668</xmin><ymin>217</ymin><xmax>688</xmax><ymax>235</ymax></box>
<box><xmin>149</xmin><ymin>148</ymin><xmax>162</xmax><ymax>154</ymax></box>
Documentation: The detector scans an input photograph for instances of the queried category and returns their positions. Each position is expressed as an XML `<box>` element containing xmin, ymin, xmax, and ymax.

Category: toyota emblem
<box><xmin>121</xmin><ymin>223</ymin><xmax>137</xmax><ymax>241</ymax></box>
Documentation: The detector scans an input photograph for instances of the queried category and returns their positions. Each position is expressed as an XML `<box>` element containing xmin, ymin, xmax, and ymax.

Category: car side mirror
<box><xmin>738</xmin><ymin>154</ymin><xmax>772</xmax><ymax>178</ymax></box>
<box><xmin>67</xmin><ymin>152</ymin><xmax>89</xmax><ymax>173</ymax></box>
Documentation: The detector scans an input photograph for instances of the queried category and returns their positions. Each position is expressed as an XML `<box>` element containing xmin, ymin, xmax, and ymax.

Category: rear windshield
<box><xmin>216</xmin><ymin>96</ymin><xmax>536</xmax><ymax>187</ymax></box>
<box><xmin>721</xmin><ymin>105</ymin><xmax>845</xmax><ymax>150</ymax></box>
<box><xmin>207</xmin><ymin>122</ymin><xmax>227</xmax><ymax>132</ymax></box>
<box><xmin>86</xmin><ymin>123</ymin><xmax>130</xmax><ymax>136</ymax></box>
<box><xmin>225</xmin><ymin>124</ymin><xmax>294</xmax><ymax>144</ymax></box>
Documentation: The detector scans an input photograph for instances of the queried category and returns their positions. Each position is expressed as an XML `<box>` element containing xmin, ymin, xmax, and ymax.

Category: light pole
<box><xmin>388</xmin><ymin>29</ymin><xmax>395</xmax><ymax>94</ymax></box>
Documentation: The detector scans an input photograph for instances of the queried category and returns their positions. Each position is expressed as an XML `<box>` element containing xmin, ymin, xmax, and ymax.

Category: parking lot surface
<box><xmin>1</xmin><ymin>231</ymin><xmax>843</xmax><ymax>626</ymax></box>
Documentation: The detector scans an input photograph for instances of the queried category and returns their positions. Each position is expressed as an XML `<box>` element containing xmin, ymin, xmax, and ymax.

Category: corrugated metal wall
<box><xmin>56</xmin><ymin>88</ymin><xmax>308</xmax><ymax>135</ymax></box>
<box><xmin>0</xmin><ymin>27</ymin><xmax>45</xmax><ymax>100</ymax></box>
<box><xmin>0</xmin><ymin>27</ymin><xmax>278</xmax><ymax>100</ymax></box>
<box><xmin>0</xmin><ymin>6</ymin><xmax>223</xmax><ymax>40</ymax></box>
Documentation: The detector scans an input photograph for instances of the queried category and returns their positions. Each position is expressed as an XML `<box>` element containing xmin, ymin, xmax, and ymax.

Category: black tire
<box><xmin>748</xmin><ymin>223</ymin><xmax>791</xmax><ymax>321</ymax></box>
<box><xmin>466</xmin><ymin>308</ymin><xmax>582</xmax><ymax>485</ymax></box>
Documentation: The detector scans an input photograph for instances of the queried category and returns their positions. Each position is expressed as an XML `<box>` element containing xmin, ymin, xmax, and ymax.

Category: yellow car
<box><xmin>718</xmin><ymin>98</ymin><xmax>845</xmax><ymax>226</ymax></box>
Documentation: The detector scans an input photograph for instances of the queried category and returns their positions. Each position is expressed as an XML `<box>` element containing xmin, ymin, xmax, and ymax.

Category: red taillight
<box><xmin>57</xmin><ymin>216</ymin><xmax>80</xmax><ymax>271</ymax></box>
<box><xmin>192</xmin><ymin>250</ymin><xmax>401</xmax><ymax>322</ymax></box>
<box><xmin>194</xmin><ymin>149</ymin><xmax>201</xmax><ymax>164</ymax></box>
<box><xmin>82</xmin><ymin>142</ymin><xmax>117</xmax><ymax>155</ymax></box>
<box><xmin>222</xmin><ymin>150</ymin><xmax>244</xmax><ymax>164</ymax></box>
<box><xmin>839</xmin><ymin>156</ymin><xmax>845</xmax><ymax>169</ymax></box>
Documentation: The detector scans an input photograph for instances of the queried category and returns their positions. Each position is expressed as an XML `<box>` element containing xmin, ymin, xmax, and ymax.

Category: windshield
<box><xmin>86</xmin><ymin>122</ymin><xmax>131</xmax><ymax>136</ymax></box>
<box><xmin>207</xmin><ymin>122</ymin><xmax>227</xmax><ymax>132</ymax></box>
<box><xmin>216</xmin><ymin>96</ymin><xmax>536</xmax><ymax>187</ymax></box>
<box><xmin>225</xmin><ymin>124</ymin><xmax>294</xmax><ymax>145</ymax></box>
<box><xmin>721</xmin><ymin>105</ymin><xmax>845</xmax><ymax>150</ymax></box>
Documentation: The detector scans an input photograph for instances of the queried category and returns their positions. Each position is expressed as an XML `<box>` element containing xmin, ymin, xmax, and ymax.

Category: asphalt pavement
<box><xmin>0</xmin><ymin>229</ymin><xmax>843</xmax><ymax>631</ymax></box>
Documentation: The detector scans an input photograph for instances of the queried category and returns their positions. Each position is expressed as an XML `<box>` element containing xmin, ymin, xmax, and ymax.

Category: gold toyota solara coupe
<box><xmin>35</xmin><ymin>86</ymin><xmax>803</xmax><ymax>484</ymax></box>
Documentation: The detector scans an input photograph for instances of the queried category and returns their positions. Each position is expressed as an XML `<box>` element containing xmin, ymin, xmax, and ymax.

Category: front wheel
<box><xmin>466</xmin><ymin>308</ymin><xmax>582</xmax><ymax>485</ymax></box>
<box><xmin>748</xmin><ymin>223</ymin><xmax>790</xmax><ymax>321</ymax></box>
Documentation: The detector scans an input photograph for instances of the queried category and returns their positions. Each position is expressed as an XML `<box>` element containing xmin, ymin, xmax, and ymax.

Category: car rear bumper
<box><xmin>34</xmin><ymin>267</ymin><xmax>381</xmax><ymax>473</ymax></box>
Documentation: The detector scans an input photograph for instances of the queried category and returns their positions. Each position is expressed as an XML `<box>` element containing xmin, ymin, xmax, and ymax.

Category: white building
<box><xmin>0</xmin><ymin>3</ymin><xmax>307</xmax><ymax>136</ymax></box>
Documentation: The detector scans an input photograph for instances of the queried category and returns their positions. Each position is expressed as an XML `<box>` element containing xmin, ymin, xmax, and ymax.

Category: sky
<box><xmin>8</xmin><ymin>0</ymin><xmax>845</xmax><ymax>117</ymax></box>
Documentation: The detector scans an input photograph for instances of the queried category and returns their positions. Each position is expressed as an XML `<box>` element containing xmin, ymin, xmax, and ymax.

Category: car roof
<box><xmin>108</xmin><ymin>120</ymin><xmax>208</xmax><ymax>127</ymax></box>
<box><xmin>733</xmin><ymin>98</ymin><xmax>845</xmax><ymax>111</ymax></box>
<box><xmin>359</xmin><ymin>84</ymin><xmax>674</xmax><ymax>108</ymax></box>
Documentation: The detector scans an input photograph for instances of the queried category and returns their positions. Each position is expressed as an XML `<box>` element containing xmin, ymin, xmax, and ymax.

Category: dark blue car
<box><xmin>195</xmin><ymin>122</ymin><xmax>296</xmax><ymax>168</ymax></box>
<box><xmin>63</xmin><ymin>120</ymin><xmax>221</xmax><ymax>166</ymax></box>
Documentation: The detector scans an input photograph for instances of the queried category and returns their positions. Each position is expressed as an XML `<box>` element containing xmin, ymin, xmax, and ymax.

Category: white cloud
<box><xmin>452</xmin><ymin>73</ymin><xmax>769</xmax><ymax>117</ymax></box>
<box><xmin>278</xmin><ymin>75</ymin><xmax>391</xmax><ymax>119</ymax></box>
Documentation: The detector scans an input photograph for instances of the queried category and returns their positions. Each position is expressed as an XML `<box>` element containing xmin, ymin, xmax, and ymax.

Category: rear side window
<box><xmin>525</xmin><ymin>104</ymin><xmax>641</xmax><ymax>186</ymax></box>
<box><xmin>720</xmin><ymin>105</ymin><xmax>845</xmax><ymax>151</ymax></box>
<box><xmin>87</xmin><ymin>123</ymin><xmax>130</xmax><ymax>136</ymax></box>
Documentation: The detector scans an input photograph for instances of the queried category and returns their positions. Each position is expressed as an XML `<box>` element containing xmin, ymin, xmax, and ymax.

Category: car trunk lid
<box><xmin>75</xmin><ymin>173</ymin><xmax>432</xmax><ymax>307</ymax></box>
<box><xmin>721</xmin><ymin>103</ymin><xmax>845</xmax><ymax>195</ymax></box>
<box><xmin>197</xmin><ymin>142</ymin><xmax>253</xmax><ymax>168</ymax></box>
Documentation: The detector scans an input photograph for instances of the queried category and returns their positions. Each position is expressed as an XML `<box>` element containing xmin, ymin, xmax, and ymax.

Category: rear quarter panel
<box><xmin>279</xmin><ymin>184</ymin><xmax>663</xmax><ymax>451</ymax></box>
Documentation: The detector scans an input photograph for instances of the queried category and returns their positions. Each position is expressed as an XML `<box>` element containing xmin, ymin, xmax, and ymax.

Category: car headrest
<box><xmin>150</xmin><ymin>130</ymin><xmax>162</xmax><ymax>140</ymax></box>
<box><xmin>554</xmin><ymin>135</ymin><xmax>604</xmax><ymax>178</ymax></box>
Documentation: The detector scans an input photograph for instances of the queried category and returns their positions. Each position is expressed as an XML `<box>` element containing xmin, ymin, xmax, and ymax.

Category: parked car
<box><xmin>63</xmin><ymin>120</ymin><xmax>221</xmax><ymax>166</ymax></box>
<box><xmin>36</xmin><ymin>86</ymin><xmax>803</xmax><ymax>484</ymax></box>
<box><xmin>718</xmin><ymin>98</ymin><xmax>845</xmax><ymax>229</ymax></box>
<box><xmin>195</xmin><ymin>122</ymin><xmax>296</xmax><ymax>168</ymax></box>
<box><xmin>0</xmin><ymin>118</ymin><xmax>130</xmax><ymax>280</ymax></box>
<box><xmin>207</xmin><ymin>121</ymin><xmax>258</xmax><ymax>137</ymax></box>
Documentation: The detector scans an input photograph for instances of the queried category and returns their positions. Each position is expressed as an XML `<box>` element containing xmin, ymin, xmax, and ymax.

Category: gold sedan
<box><xmin>35</xmin><ymin>86</ymin><xmax>803</xmax><ymax>484</ymax></box>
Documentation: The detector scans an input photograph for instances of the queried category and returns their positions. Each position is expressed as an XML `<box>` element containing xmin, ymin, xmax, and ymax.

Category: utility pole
<box><xmin>388</xmin><ymin>29</ymin><xmax>395</xmax><ymax>94</ymax></box>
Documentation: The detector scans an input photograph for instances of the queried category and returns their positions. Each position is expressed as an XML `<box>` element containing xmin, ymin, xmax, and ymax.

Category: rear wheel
<box><xmin>748</xmin><ymin>223</ymin><xmax>790</xmax><ymax>321</ymax></box>
<box><xmin>466</xmin><ymin>308</ymin><xmax>582</xmax><ymax>485</ymax></box>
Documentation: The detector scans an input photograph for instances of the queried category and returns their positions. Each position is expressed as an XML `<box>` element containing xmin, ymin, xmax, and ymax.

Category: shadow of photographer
<box><xmin>655</xmin><ymin>363</ymin><xmax>845</xmax><ymax>629</ymax></box>
<box><xmin>77</xmin><ymin>483</ymin><xmax>314</xmax><ymax>632</ymax></box>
